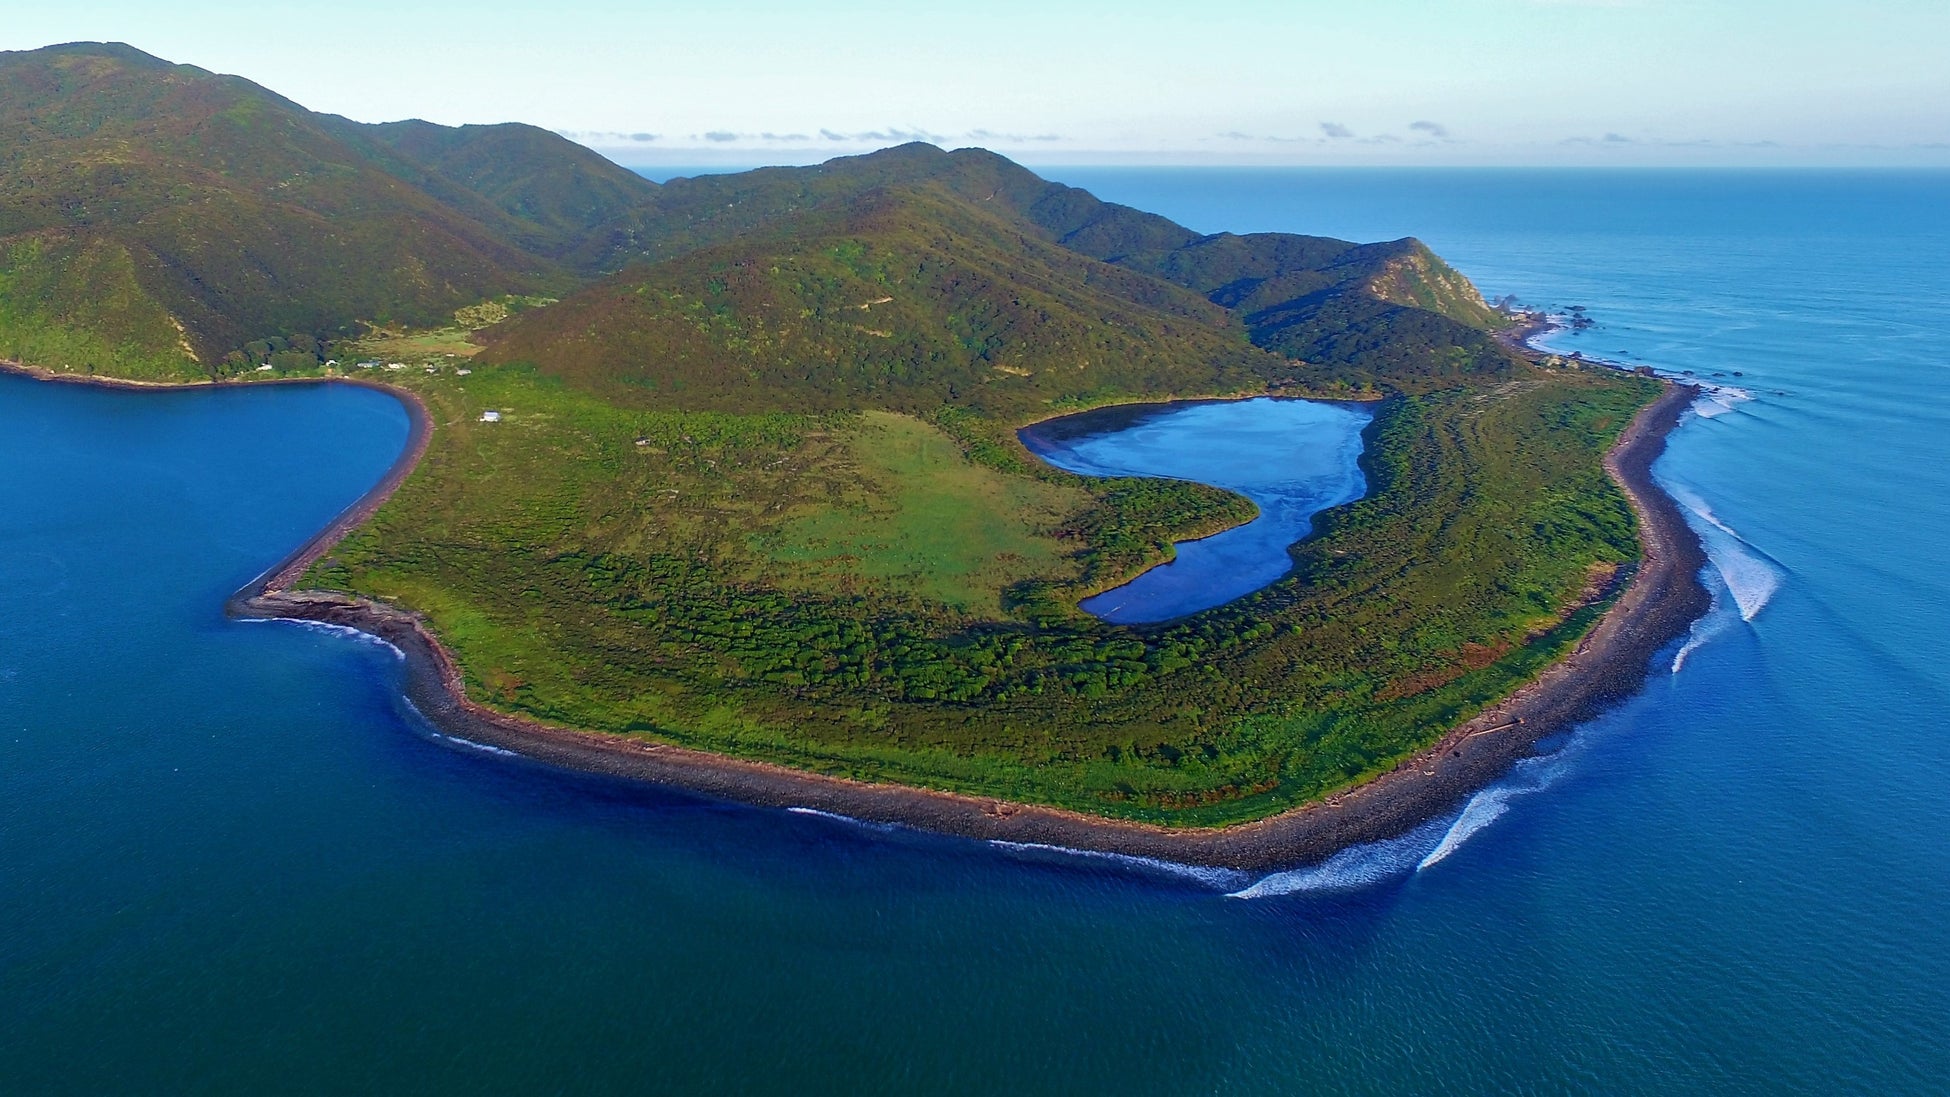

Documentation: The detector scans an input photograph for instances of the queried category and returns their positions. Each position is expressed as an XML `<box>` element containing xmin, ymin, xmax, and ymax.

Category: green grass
<box><xmin>756</xmin><ymin>411</ymin><xmax>1087</xmax><ymax>614</ymax></box>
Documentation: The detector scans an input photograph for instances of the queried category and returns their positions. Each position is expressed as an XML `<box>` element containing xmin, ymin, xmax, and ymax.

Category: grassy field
<box><xmin>350</xmin><ymin>327</ymin><xmax>485</xmax><ymax>363</ymax></box>
<box><xmin>756</xmin><ymin>411</ymin><xmax>1089</xmax><ymax>614</ymax></box>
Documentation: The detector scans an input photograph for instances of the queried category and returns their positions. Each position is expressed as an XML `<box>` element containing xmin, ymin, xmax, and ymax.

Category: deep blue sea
<box><xmin>4</xmin><ymin>170</ymin><xmax>1948</xmax><ymax>1093</ymax></box>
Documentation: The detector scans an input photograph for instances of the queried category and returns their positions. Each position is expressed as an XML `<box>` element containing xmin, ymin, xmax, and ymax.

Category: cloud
<box><xmin>555</xmin><ymin>130</ymin><xmax>660</xmax><ymax>144</ymax></box>
<box><xmin>1320</xmin><ymin>122</ymin><xmax>1354</xmax><ymax>139</ymax></box>
<box><xmin>864</xmin><ymin>127</ymin><xmax>946</xmax><ymax>143</ymax></box>
<box><xmin>576</xmin><ymin>125</ymin><xmax>1061</xmax><ymax>149</ymax></box>
<box><xmin>1603</xmin><ymin>132</ymin><xmax>1633</xmax><ymax>143</ymax></box>
<box><xmin>807</xmin><ymin>127</ymin><xmax>948</xmax><ymax>144</ymax></box>
<box><xmin>1212</xmin><ymin>130</ymin><xmax>1320</xmax><ymax>144</ymax></box>
<box><xmin>966</xmin><ymin>128</ymin><xmax>1063</xmax><ymax>143</ymax></box>
<box><xmin>1409</xmin><ymin>120</ymin><xmax>1450</xmax><ymax>139</ymax></box>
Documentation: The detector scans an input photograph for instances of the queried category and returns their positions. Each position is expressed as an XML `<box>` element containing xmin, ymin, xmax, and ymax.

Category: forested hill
<box><xmin>0</xmin><ymin>44</ymin><xmax>1513</xmax><ymax>393</ymax></box>
<box><xmin>565</xmin><ymin>143</ymin><xmax>1521</xmax><ymax>395</ymax></box>
<box><xmin>0</xmin><ymin>42</ymin><xmax>657</xmax><ymax>378</ymax></box>
<box><xmin>477</xmin><ymin>183</ymin><xmax>1286</xmax><ymax>416</ymax></box>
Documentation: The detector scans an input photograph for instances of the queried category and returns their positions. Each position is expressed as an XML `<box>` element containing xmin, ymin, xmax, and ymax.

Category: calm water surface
<box><xmin>4</xmin><ymin>170</ymin><xmax>1948</xmax><ymax>1093</ymax></box>
<box><xmin>1021</xmin><ymin>397</ymin><xmax>1371</xmax><ymax>622</ymax></box>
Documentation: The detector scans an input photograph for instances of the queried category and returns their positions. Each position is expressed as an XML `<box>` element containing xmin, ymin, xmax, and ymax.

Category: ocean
<box><xmin>3</xmin><ymin>169</ymin><xmax>1946</xmax><ymax>1093</ymax></box>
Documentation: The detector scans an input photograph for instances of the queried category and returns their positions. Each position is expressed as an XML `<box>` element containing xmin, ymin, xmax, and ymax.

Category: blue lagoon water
<box><xmin>1021</xmin><ymin>397</ymin><xmax>1371</xmax><ymax>622</ymax></box>
<box><xmin>5</xmin><ymin>170</ymin><xmax>1950</xmax><ymax>1093</ymax></box>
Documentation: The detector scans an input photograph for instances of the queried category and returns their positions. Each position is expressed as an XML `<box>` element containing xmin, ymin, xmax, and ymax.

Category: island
<box><xmin>0</xmin><ymin>42</ymin><xmax>1708</xmax><ymax>869</ymax></box>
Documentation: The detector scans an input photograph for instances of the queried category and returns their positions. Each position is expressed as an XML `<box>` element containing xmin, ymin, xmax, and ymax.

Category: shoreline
<box><xmin>8</xmin><ymin>353</ymin><xmax>1710</xmax><ymax>872</ymax></box>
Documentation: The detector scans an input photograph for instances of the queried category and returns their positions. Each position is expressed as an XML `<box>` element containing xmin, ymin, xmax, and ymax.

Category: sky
<box><xmin>6</xmin><ymin>0</ymin><xmax>1948</xmax><ymax>167</ymax></box>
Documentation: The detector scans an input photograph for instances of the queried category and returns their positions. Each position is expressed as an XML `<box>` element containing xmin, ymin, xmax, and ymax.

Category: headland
<box><xmin>213</xmin><ymin>366</ymin><xmax>1706</xmax><ymax>872</ymax></box>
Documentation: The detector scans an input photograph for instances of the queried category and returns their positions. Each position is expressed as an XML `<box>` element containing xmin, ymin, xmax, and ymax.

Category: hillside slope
<box><xmin>479</xmin><ymin>183</ymin><xmax>1285</xmax><ymax>416</ymax></box>
<box><xmin>585</xmin><ymin>143</ymin><xmax>1518</xmax><ymax>391</ymax></box>
<box><xmin>0</xmin><ymin>42</ymin><xmax>657</xmax><ymax>378</ymax></box>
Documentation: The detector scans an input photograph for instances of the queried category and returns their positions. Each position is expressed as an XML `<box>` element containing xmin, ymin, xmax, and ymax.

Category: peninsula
<box><xmin>0</xmin><ymin>43</ymin><xmax>1708</xmax><ymax>867</ymax></box>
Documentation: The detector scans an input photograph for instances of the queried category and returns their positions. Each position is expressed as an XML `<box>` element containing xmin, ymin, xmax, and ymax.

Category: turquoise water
<box><xmin>5</xmin><ymin>170</ymin><xmax>1949</xmax><ymax>1092</ymax></box>
<box><xmin>1020</xmin><ymin>397</ymin><xmax>1371</xmax><ymax>622</ymax></box>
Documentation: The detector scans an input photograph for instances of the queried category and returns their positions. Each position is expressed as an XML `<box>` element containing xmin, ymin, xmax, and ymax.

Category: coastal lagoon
<box><xmin>5</xmin><ymin>171</ymin><xmax>1948</xmax><ymax>1092</ymax></box>
<box><xmin>1020</xmin><ymin>397</ymin><xmax>1372</xmax><ymax>622</ymax></box>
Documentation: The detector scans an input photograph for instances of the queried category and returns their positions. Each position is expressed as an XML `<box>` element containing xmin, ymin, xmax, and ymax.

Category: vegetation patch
<box><xmin>755</xmin><ymin>411</ymin><xmax>1087</xmax><ymax>614</ymax></box>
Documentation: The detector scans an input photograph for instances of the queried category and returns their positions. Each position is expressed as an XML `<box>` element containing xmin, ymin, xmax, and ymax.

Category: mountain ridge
<box><xmin>0</xmin><ymin>44</ymin><xmax>1513</xmax><ymax>393</ymax></box>
<box><xmin>477</xmin><ymin>180</ymin><xmax>1284</xmax><ymax>416</ymax></box>
<box><xmin>0</xmin><ymin>41</ymin><xmax>656</xmax><ymax>377</ymax></box>
<box><xmin>572</xmin><ymin>142</ymin><xmax>1518</xmax><ymax>393</ymax></box>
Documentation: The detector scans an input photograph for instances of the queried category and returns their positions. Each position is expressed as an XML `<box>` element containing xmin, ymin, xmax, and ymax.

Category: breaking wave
<box><xmin>987</xmin><ymin>840</ymin><xmax>1252</xmax><ymax>889</ymax></box>
<box><xmin>1671</xmin><ymin>572</ymin><xmax>1740</xmax><ymax>673</ymax></box>
<box><xmin>785</xmin><ymin>806</ymin><xmax>899</xmax><ymax>833</ymax></box>
<box><xmin>392</xmin><ymin>698</ymin><xmax>519</xmax><ymax>758</ymax></box>
<box><xmin>252</xmin><ymin>616</ymin><xmax>405</xmax><ymax>660</ymax></box>
<box><xmin>434</xmin><ymin>733</ymin><xmax>519</xmax><ymax>758</ymax></box>
<box><xmin>1231</xmin><ymin>726</ymin><xmax>1603</xmax><ymax>897</ymax></box>
<box><xmin>1691</xmin><ymin>384</ymin><xmax>1754</xmax><ymax>419</ymax></box>
<box><xmin>1226</xmin><ymin>816</ymin><xmax>1455</xmax><ymax>898</ymax></box>
<box><xmin>1419</xmin><ymin>738</ymin><xmax>1588</xmax><ymax>868</ymax></box>
<box><xmin>1667</xmin><ymin>483</ymin><xmax>1782</xmax><ymax>623</ymax></box>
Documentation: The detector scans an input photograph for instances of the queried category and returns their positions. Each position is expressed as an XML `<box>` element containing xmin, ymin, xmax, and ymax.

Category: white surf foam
<box><xmin>784</xmin><ymin>806</ymin><xmax>900</xmax><ymax>833</ymax></box>
<box><xmin>1671</xmin><ymin>571</ymin><xmax>1739</xmax><ymax>673</ymax></box>
<box><xmin>1418</xmin><ymin>737</ymin><xmax>1587</xmax><ymax>869</ymax></box>
<box><xmin>1226</xmin><ymin>816</ymin><xmax>1454</xmax><ymax>898</ymax></box>
<box><xmin>251</xmin><ymin>616</ymin><xmax>406</xmax><ymax>660</ymax></box>
<box><xmin>1418</xmin><ymin>795</ymin><xmax>1513</xmax><ymax>870</ymax></box>
<box><xmin>435</xmin><ymin>733</ymin><xmax>520</xmax><ymax>758</ymax></box>
<box><xmin>785</xmin><ymin>806</ymin><xmax>851</xmax><ymax>821</ymax></box>
<box><xmin>1230</xmin><ymin>720</ymin><xmax>1610</xmax><ymax>897</ymax></box>
<box><xmin>390</xmin><ymin>697</ymin><xmax>522</xmax><ymax>758</ymax></box>
<box><xmin>988</xmin><ymin>840</ymin><xmax>1251</xmax><ymax>889</ymax></box>
<box><xmin>1667</xmin><ymin>484</ymin><xmax>1781</xmax><ymax>622</ymax></box>
<box><xmin>1655</xmin><ymin>482</ymin><xmax>1780</xmax><ymax>672</ymax></box>
<box><xmin>1690</xmin><ymin>384</ymin><xmax>1754</xmax><ymax>419</ymax></box>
